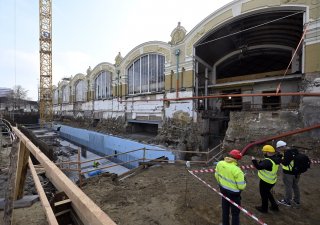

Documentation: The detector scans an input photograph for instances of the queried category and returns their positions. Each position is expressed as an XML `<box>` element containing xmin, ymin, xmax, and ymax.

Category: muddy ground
<box><xmin>0</xmin><ymin>135</ymin><xmax>46</xmax><ymax>225</ymax></box>
<box><xmin>82</xmin><ymin>156</ymin><xmax>320</xmax><ymax>225</ymax></box>
<box><xmin>1</xmin><ymin>131</ymin><xmax>320</xmax><ymax>225</ymax></box>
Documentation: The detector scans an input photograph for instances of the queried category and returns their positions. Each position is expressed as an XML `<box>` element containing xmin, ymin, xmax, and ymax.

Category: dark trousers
<box><xmin>259</xmin><ymin>179</ymin><xmax>277</xmax><ymax>211</ymax></box>
<box><xmin>220</xmin><ymin>187</ymin><xmax>241</xmax><ymax>225</ymax></box>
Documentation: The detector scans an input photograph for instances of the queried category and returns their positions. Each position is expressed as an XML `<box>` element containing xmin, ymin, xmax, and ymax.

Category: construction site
<box><xmin>1</xmin><ymin>0</ymin><xmax>320</xmax><ymax>224</ymax></box>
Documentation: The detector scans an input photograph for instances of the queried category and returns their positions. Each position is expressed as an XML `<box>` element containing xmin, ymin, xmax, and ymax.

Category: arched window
<box><xmin>75</xmin><ymin>80</ymin><xmax>86</xmax><ymax>102</ymax></box>
<box><xmin>62</xmin><ymin>85</ymin><xmax>69</xmax><ymax>103</ymax></box>
<box><xmin>94</xmin><ymin>71</ymin><xmax>112</xmax><ymax>100</ymax></box>
<box><xmin>128</xmin><ymin>54</ymin><xmax>165</xmax><ymax>95</ymax></box>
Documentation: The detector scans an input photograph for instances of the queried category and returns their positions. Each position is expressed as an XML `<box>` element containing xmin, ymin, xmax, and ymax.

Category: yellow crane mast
<box><xmin>39</xmin><ymin>0</ymin><xmax>53</xmax><ymax>126</ymax></box>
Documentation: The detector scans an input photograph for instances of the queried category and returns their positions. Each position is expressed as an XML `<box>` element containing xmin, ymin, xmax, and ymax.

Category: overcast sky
<box><xmin>0</xmin><ymin>0</ymin><xmax>233</xmax><ymax>100</ymax></box>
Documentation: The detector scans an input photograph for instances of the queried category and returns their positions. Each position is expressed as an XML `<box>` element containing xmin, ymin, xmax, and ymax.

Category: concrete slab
<box><xmin>0</xmin><ymin>195</ymin><xmax>39</xmax><ymax>209</ymax></box>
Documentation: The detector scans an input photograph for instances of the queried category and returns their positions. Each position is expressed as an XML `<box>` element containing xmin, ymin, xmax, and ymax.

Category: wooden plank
<box><xmin>13</xmin><ymin>127</ymin><xmax>116</xmax><ymax>225</ymax></box>
<box><xmin>54</xmin><ymin>199</ymin><xmax>71</xmax><ymax>214</ymax></box>
<box><xmin>54</xmin><ymin>199</ymin><xmax>71</xmax><ymax>207</ymax></box>
<box><xmin>28</xmin><ymin>158</ymin><xmax>59</xmax><ymax>225</ymax></box>
<box><xmin>3</xmin><ymin>138</ymin><xmax>19</xmax><ymax>225</ymax></box>
<box><xmin>14</xmin><ymin>140</ymin><xmax>30</xmax><ymax>200</ymax></box>
<box><xmin>55</xmin><ymin>209</ymin><xmax>71</xmax><ymax>217</ymax></box>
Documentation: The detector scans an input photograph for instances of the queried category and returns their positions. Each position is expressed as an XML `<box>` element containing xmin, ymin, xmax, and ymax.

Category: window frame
<box><xmin>94</xmin><ymin>70</ymin><xmax>113</xmax><ymax>100</ymax></box>
<box><xmin>127</xmin><ymin>53</ymin><xmax>165</xmax><ymax>96</ymax></box>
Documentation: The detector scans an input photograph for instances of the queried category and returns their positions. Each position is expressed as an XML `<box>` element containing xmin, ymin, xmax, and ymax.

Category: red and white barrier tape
<box><xmin>311</xmin><ymin>160</ymin><xmax>320</xmax><ymax>164</ymax></box>
<box><xmin>188</xmin><ymin>170</ymin><xmax>267</xmax><ymax>225</ymax></box>
<box><xmin>192</xmin><ymin>165</ymin><xmax>255</xmax><ymax>174</ymax></box>
<box><xmin>192</xmin><ymin>160</ymin><xmax>320</xmax><ymax>174</ymax></box>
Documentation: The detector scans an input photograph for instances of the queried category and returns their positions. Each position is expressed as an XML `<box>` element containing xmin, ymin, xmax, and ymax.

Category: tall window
<box><xmin>75</xmin><ymin>80</ymin><xmax>86</xmax><ymax>102</ymax></box>
<box><xmin>62</xmin><ymin>85</ymin><xmax>69</xmax><ymax>103</ymax></box>
<box><xmin>53</xmin><ymin>89</ymin><xmax>58</xmax><ymax>104</ymax></box>
<box><xmin>94</xmin><ymin>71</ymin><xmax>112</xmax><ymax>100</ymax></box>
<box><xmin>128</xmin><ymin>54</ymin><xmax>165</xmax><ymax>94</ymax></box>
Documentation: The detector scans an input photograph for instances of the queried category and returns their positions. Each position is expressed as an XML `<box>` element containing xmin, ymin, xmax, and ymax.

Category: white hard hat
<box><xmin>276</xmin><ymin>140</ymin><xmax>287</xmax><ymax>148</ymax></box>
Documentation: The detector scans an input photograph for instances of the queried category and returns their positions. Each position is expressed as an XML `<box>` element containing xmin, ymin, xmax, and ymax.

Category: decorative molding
<box><xmin>169</xmin><ymin>22</ymin><xmax>187</xmax><ymax>45</ymax></box>
<box><xmin>114</xmin><ymin>52</ymin><xmax>123</xmax><ymax>66</ymax></box>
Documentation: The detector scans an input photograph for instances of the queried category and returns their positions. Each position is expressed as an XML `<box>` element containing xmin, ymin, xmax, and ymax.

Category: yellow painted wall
<box><xmin>305</xmin><ymin>43</ymin><xmax>320</xmax><ymax>73</ymax></box>
<box><xmin>165</xmin><ymin>70</ymin><xmax>193</xmax><ymax>91</ymax></box>
<box><xmin>121</xmin><ymin>84</ymin><xmax>127</xmax><ymax>96</ymax></box>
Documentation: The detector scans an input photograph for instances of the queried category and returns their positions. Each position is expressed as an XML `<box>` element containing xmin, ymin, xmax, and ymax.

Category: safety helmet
<box><xmin>262</xmin><ymin>145</ymin><xmax>275</xmax><ymax>153</ymax></box>
<box><xmin>229</xmin><ymin>149</ymin><xmax>242</xmax><ymax>160</ymax></box>
<box><xmin>276</xmin><ymin>140</ymin><xmax>287</xmax><ymax>148</ymax></box>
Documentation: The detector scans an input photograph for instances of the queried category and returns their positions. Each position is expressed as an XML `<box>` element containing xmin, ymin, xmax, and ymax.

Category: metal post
<box><xmin>143</xmin><ymin>147</ymin><xmax>146</xmax><ymax>163</ymax></box>
<box><xmin>175</xmin><ymin>49</ymin><xmax>180</xmax><ymax>98</ymax></box>
<box><xmin>195</xmin><ymin>61</ymin><xmax>199</xmax><ymax>110</ymax></box>
<box><xmin>78</xmin><ymin>148</ymin><xmax>82</xmax><ymax>188</ymax></box>
<box><xmin>205</xmin><ymin>68</ymin><xmax>208</xmax><ymax>110</ymax></box>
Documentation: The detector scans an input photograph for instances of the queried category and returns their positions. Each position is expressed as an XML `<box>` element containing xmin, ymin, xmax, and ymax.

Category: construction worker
<box><xmin>93</xmin><ymin>161</ymin><xmax>100</xmax><ymax>168</ymax></box>
<box><xmin>276</xmin><ymin>140</ymin><xmax>301</xmax><ymax>207</ymax></box>
<box><xmin>252</xmin><ymin>145</ymin><xmax>282</xmax><ymax>213</ymax></box>
<box><xmin>215</xmin><ymin>149</ymin><xmax>246</xmax><ymax>225</ymax></box>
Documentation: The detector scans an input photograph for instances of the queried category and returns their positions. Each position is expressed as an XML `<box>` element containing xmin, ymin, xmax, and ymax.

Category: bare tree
<box><xmin>9</xmin><ymin>85</ymin><xmax>29</xmax><ymax>110</ymax></box>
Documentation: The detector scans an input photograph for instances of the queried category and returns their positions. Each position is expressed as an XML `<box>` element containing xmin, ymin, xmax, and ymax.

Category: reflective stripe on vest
<box><xmin>258</xmin><ymin>158</ymin><xmax>279</xmax><ymax>184</ymax></box>
<box><xmin>282</xmin><ymin>160</ymin><xmax>294</xmax><ymax>171</ymax></box>
<box><xmin>215</xmin><ymin>161</ymin><xmax>246</xmax><ymax>193</ymax></box>
<box><xmin>215</xmin><ymin>172</ymin><xmax>246</xmax><ymax>192</ymax></box>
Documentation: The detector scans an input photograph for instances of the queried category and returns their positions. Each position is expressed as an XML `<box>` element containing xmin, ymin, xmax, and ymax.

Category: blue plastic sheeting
<box><xmin>54</xmin><ymin>125</ymin><xmax>175</xmax><ymax>168</ymax></box>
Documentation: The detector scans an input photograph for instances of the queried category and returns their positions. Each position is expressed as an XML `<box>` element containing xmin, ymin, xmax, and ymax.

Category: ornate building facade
<box><xmin>53</xmin><ymin>0</ymin><xmax>320</xmax><ymax>150</ymax></box>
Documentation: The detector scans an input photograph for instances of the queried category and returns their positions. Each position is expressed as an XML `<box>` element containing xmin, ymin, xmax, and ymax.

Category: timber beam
<box><xmin>12</xmin><ymin>127</ymin><xmax>116</xmax><ymax>225</ymax></box>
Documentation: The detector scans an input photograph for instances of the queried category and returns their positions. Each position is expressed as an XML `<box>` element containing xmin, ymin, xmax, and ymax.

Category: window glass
<box><xmin>62</xmin><ymin>85</ymin><xmax>69</xmax><ymax>103</ymax></box>
<box><xmin>53</xmin><ymin>89</ymin><xmax>58</xmax><ymax>104</ymax></box>
<box><xmin>134</xmin><ymin>60</ymin><xmax>140</xmax><ymax>94</ymax></box>
<box><xmin>127</xmin><ymin>53</ymin><xmax>164</xmax><ymax>95</ymax></box>
<box><xmin>94</xmin><ymin>71</ymin><xmax>112</xmax><ymax>99</ymax></box>
<box><xmin>128</xmin><ymin>66</ymin><xmax>134</xmax><ymax>94</ymax></box>
<box><xmin>141</xmin><ymin>55</ymin><xmax>148</xmax><ymax>92</ymax></box>
<box><xmin>75</xmin><ymin>80</ymin><xmax>86</xmax><ymax>101</ymax></box>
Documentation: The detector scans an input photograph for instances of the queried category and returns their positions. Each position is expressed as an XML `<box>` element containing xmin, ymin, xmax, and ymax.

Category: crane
<box><xmin>39</xmin><ymin>0</ymin><xmax>53</xmax><ymax>126</ymax></box>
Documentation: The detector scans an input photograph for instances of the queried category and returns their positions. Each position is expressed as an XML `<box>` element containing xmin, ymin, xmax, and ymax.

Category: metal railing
<box><xmin>56</xmin><ymin>143</ymin><xmax>223</xmax><ymax>187</ymax></box>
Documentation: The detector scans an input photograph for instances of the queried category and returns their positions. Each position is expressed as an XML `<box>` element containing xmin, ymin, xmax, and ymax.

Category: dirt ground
<box><xmin>1</xmin><ymin>130</ymin><xmax>320</xmax><ymax>225</ymax></box>
<box><xmin>0</xmin><ymin>135</ymin><xmax>46</xmax><ymax>225</ymax></box>
<box><xmin>82</xmin><ymin>156</ymin><xmax>320</xmax><ymax>225</ymax></box>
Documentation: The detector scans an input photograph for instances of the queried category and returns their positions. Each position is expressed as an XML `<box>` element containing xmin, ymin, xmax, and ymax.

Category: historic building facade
<box><xmin>53</xmin><ymin>0</ymin><xmax>320</xmax><ymax>150</ymax></box>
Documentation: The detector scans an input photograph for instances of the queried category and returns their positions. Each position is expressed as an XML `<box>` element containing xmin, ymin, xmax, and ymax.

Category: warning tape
<box><xmin>311</xmin><ymin>160</ymin><xmax>320</xmax><ymax>164</ymax></box>
<box><xmin>192</xmin><ymin>165</ymin><xmax>255</xmax><ymax>174</ymax></box>
<box><xmin>188</xmin><ymin>170</ymin><xmax>267</xmax><ymax>225</ymax></box>
<box><xmin>192</xmin><ymin>160</ymin><xmax>320</xmax><ymax>174</ymax></box>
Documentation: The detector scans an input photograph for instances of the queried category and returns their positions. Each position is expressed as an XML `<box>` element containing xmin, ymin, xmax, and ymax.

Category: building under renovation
<box><xmin>2</xmin><ymin>1</ymin><xmax>320</xmax><ymax>225</ymax></box>
<box><xmin>53</xmin><ymin>0</ymin><xmax>320</xmax><ymax>151</ymax></box>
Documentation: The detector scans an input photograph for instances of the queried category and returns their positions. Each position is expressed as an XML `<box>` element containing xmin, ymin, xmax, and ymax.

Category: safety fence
<box><xmin>56</xmin><ymin>143</ymin><xmax>223</xmax><ymax>187</ymax></box>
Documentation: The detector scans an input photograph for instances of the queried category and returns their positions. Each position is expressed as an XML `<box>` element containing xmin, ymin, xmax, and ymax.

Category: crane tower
<box><xmin>39</xmin><ymin>0</ymin><xmax>53</xmax><ymax>125</ymax></box>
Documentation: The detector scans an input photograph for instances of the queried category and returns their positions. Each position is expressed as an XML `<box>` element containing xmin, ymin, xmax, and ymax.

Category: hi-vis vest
<box><xmin>258</xmin><ymin>158</ymin><xmax>279</xmax><ymax>184</ymax></box>
<box><xmin>215</xmin><ymin>161</ymin><xmax>246</xmax><ymax>193</ymax></box>
<box><xmin>282</xmin><ymin>160</ymin><xmax>294</xmax><ymax>171</ymax></box>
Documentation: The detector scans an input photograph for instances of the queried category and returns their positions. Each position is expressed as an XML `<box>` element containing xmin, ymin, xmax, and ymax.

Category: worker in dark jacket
<box><xmin>252</xmin><ymin>145</ymin><xmax>282</xmax><ymax>213</ymax></box>
<box><xmin>215</xmin><ymin>149</ymin><xmax>246</xmax><ymax>225</ymax></box>
<box><xmin>276</xmin><ymin>140</ymin><xmax>301</xmax><ymax>207</ymax></box>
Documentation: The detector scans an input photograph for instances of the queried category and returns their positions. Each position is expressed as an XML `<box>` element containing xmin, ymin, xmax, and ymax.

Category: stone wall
<box><xmin>155</xmin><ymin>110</ymin><xmax>203</xmax><ymax>157</ymax></box>
<box><xmin>223</xmin><ymin>110</ymin><xmax>320</xmax><ymax>157</ymax></box>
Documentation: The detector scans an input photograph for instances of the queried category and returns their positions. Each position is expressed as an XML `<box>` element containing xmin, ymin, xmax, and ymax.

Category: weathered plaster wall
<box><xmin>223</xmin><ymin>110</ymin><xmax>319</xmax><ymax>156</ymax></box>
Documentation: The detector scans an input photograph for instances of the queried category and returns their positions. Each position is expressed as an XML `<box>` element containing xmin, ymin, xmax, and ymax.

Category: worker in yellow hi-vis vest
<box><xmin>93</xmin><ymin>161</ymin><xmax>100</xmax><ymax>168</ymax></box>
<box><xmin>252</xmin><ymin>145</ymin><xmax>282</xmax><ymax>213</ymax></box>
<box><xmin>215</xmin><ymin>149</ymin><xmax>246</xmax><ymax>225</ymax></box>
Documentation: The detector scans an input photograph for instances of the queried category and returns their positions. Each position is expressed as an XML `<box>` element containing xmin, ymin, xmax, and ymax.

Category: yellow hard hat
<box><xmin>262</xmin><ymin>145</ymin><xmax>275</xmax><ymax>153</ymax></box>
